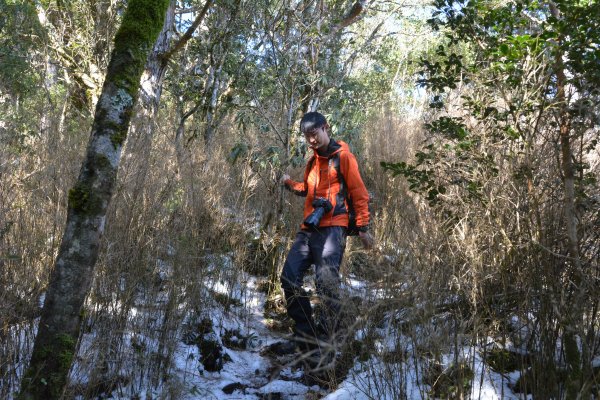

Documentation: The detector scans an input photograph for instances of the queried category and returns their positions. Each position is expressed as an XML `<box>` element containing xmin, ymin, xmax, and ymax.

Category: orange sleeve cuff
<box><xmin>285</xmin><ymin>179</ymin><xmax>308</xmax><ymax>197</ymax></box>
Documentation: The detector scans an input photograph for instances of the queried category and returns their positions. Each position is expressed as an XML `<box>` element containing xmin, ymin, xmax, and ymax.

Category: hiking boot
<box><xmin>262</xmin><ymin>340</ymin><xmax>298</xmax><ymax>357</ymax></box>
<box><xmin>301</xmin><ymin>349</ymin><xmax>336</xmax><ymax>388</ymax></box>
<box><xmin>302</xmin><ymin>347</ymin><xmax>335</xmax><ymax>371</ymax></box>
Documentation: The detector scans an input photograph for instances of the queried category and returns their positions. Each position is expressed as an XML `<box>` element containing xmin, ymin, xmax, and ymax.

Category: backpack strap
<box><xmin>331</xmin><ymin>151</ymin><xmax>367</xmax><ymax>235</ymax></box>
<box><xmin>331</xmin><ymin>153</ymin><xmax>350</xmax><ymax>217</ymax></box>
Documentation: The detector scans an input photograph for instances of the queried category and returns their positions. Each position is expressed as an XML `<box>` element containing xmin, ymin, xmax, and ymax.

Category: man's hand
<box><xmin>358</xmin><ymin>230</ymin><xmax>374</xmax><ymax>250</ymax></box>
<box><xmin>280</xmin><ymin>174</ymin><xmax>290</xmax><ymax>186</ymax></box>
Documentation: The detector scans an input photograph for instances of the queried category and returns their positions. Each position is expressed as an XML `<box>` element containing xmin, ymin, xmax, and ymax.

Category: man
<box><xmin>279</xmin><ymin>111</ymin><xmax>373</xmax><ymax>365</ymax></box>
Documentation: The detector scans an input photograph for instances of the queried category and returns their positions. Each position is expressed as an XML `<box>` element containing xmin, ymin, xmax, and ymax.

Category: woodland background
<box><xmin>0</xmin><ymin>0</ymin><xmax>599</xmax><ymax>398</ymax></box>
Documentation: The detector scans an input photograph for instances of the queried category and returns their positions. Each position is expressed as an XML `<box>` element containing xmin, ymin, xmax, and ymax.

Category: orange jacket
<box><xmin>284</xmin><ymin>140</ymin><xmax>370</xmax><ymax>230</ymax></box>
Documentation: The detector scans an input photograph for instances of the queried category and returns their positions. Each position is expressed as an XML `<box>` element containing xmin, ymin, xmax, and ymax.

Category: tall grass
<box><xmin>1</xmin><ymin>90</ymin><xmax>598</xmax><ymax>398</ymax></box>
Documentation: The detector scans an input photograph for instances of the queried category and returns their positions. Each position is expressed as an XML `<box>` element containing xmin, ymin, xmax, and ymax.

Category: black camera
<box><xmin>304</xmin><ymin>197</ymin><xmax>333</xmax><ymax>228</ymax></box>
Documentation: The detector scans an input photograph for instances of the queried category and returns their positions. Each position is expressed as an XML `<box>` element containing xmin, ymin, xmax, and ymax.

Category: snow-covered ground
<box><xmin>79</xmin><ymin>265</ymin><xmax>523</xmax><ymax>399</ymax></box>
<box><xmin>6</xmin><ymin>254</ymin><xmax>526</xmax><ymax>399</ymax></box>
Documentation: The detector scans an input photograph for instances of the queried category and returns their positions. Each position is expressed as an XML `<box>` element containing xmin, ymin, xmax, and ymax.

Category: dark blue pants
<box><xmin>280</xmin><ymin>226</ymin><xmax>347</xmax><ymax>342</ymax></box>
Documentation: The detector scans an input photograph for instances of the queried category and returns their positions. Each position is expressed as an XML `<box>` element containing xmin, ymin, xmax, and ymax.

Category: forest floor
<box><xmin>71</xmin><ymin>252</ymin><xmax>522</xmax><ymax>400</ymax></box>
<box><xmin>132</xmin><ymin>272</ymin><xmax>380</xmax><ymax>400</ymax></box>
<box><xmin>9</xmin><ymin>254</ymin><xmax>525</xmax><ymax>399</ymax></box>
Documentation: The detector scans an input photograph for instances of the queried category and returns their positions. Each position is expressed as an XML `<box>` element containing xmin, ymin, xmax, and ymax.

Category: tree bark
<box><xmin>125</xmin><ymin>0</ymin><xmax>213</xmax><ymax>200</ymax></box>
<box><xmin>124</xmin><ymin>0</ymin><xmax>176</xmax><ymax>203</ymax></box>
<box><xmin>19</xmin><ymin>1</ymin><xmax>170</xmax><ymax>399</ymax></box>
<box><xmin>553</xmin><ymin>30</ymin><xmax>581</xmax><ymax>273</ymax></box>
<box><xmin>550</xmin><ymin>3</ymin><xmax>584</xmax><ymax>397</ymax></box>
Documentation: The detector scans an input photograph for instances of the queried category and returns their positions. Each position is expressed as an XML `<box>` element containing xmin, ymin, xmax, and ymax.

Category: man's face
<box><xmin>303</xmin><ymin>125</ymin><xmax>330</xmax><ymax>151</ymax></box>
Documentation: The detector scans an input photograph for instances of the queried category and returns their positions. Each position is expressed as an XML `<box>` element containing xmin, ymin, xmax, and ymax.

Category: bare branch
<box><xmin>161</xmin><ymin>0</ymin><xmax>214</xmax><ymax>64</ymax></box>
<box><xmin>339</xmin><ymin>0</ymin><xmax>368</xmax><ymax>29</ymax></box>
<box><xmin>327</xmin><ymin>0</ymin><xmax>369</xmax><ymax>39</ymax></box>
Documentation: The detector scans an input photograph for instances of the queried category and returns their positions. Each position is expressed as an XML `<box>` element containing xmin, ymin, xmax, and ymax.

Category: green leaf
<box><xmin>228</xmin><ymin>143</ymin><xmax>248</xmax><ymax>164</ymax></box>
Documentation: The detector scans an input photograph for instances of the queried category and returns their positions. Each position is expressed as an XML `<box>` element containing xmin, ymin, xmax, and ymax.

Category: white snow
<box><xmin>6</xmin><ymin>261</ymin><xmax>527</xmax><ymax>400</ymax></box>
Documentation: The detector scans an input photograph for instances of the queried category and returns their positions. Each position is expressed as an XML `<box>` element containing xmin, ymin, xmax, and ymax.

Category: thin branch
<box><xmin>250</xmin><ymin>93</ymin><xmax>286</xmax><ymax>146</ymax></box>
<box><xmin>338</xmin><ymin>0</ymin><xmax>368</xmax><ymax>30</ymax></box>
<box><xmin>326</xmin><ymin>0</ymin><xmax>369</xmax><ymax>41</ymax></box>
<box><xmin>175</xmin><ymin>7</ymin><xmax>200</xmax><ymax>14</ymax></box>
<box><xmin>341</xmin><ymin>18</ymin><xmax>386</xmax><ymax>77</ymax></box>
<box><xmin>161</xmin><ymin>0</ymin><xmax>214</xmax><ymax>65</ymax></box>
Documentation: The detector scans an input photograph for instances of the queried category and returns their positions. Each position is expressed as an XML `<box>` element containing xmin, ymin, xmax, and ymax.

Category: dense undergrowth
<box><xmin>2</xmin><ymin>100</ymin><xmax>598</xmax><ymax>398</ymax></box>
<box><xmin>0</xmin><ymin>2</ymin><xmax>599</xmax><ymax>396</ymax></box>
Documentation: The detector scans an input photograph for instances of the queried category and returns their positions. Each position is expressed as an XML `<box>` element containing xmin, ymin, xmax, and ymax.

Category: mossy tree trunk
<box><xmin>124</xmin><ymin>0</ymin><xmax>176</xmax><ymax>202</ymax></box>
<box><xmin>125</xmin><ymin>0</ymin><xmax>212</xmax><ymax>200</ymax></box>
<box><xmin>19</xmin><ymin>1</ymin><xmax>170</xmax><ymax>399</ymax></box>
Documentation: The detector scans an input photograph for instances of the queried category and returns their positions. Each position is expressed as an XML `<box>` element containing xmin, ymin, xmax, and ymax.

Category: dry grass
<box><xmin>1</xmin><ymin>92</ymin><xmax>598</xmax><ymax>398</ymax></box>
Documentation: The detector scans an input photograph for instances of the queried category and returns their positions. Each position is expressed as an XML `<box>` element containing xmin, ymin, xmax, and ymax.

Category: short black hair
<box><xmin>300</xmin><ymin>112</ymin><xmax>327</xmax><ymax>133</ymax></box>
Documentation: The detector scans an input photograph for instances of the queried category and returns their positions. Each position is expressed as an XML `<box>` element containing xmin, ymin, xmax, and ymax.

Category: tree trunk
<box><xmin>550</xmin><ymin>4</ymin><xmax>584</xmax><ymax>398</ymax></box>
<box><xmin>124</xmin><ymin>0</ymin><xmax>213</xmax><ymax>198</ymax></box>
<box><xmin>203</xmin><ymin>62</ymin><xmax>223</xmax><ymax>149</ymax></box>
<box><xmin>202</xmin><ymin>0</ymin><xmax>241</xmax><ymax>149</ymax></box>
<box><xmin>124</xmin><ymin>0</ymin><xmax>176</xmax><ymax>202</ymax></box>
<box><xmin>19</xmin><ymin>1</ymin><xmax>170</xmax><ymax>399</ymax></box>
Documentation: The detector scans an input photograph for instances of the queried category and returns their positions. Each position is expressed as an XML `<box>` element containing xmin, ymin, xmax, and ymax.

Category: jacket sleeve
<box><xmin>283</xmin><ymin>158</ymin><xmax>313</xmax><ymax>197</ymax></box>
<box><xmin>284</xmin><ymin>178</ymin><xmax>307</xmax><ymax>197</ymax></box>
<box><xmin>340</xmin><ymin>151</ymin><xmax>370</xmax><ymax>227</ymax></box>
